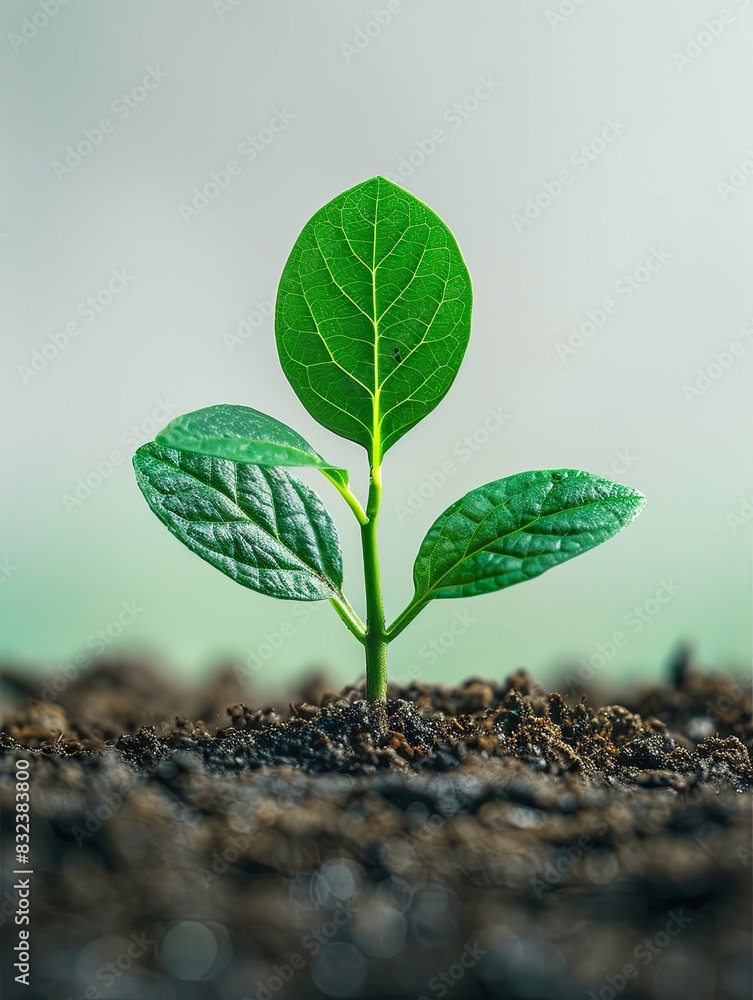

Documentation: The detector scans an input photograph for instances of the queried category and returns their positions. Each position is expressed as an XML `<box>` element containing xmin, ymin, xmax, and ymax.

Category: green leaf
<box><xmin>411</xmin><ymin>469</ymin><xmax>646</xmax><ymax>603</ymax></box>
<box><xmin>275</xmin><ymin>176</ymin><xmax>472</xmax><ymax>462</ymax></box>
<box><xmin>133</xmin><ymin>442</ymin><xmax>343</xmax><ymax>601</ymax></box>
<box><xmin>156</xmin><ymin>404</ymin><xmax>348</xmax><ymax>487</ymax></box>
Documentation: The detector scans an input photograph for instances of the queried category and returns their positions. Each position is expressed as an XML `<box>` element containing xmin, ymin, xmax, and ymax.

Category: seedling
<box><xmin>133</xmin><ymin>177</ymin><xmax>646</xmax><ymax>703</ymax></box>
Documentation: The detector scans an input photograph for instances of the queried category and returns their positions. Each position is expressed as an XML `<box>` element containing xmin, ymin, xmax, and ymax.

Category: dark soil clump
<box><xmin>0</xmin><ymin>658</ymin><xmax>751</xmax><ymax>999</ymax></box>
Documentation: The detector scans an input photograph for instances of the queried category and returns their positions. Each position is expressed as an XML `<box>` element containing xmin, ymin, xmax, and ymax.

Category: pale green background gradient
<box><xmin>2</xmin><ymin>0</ymin><xmax>751</xmax><ymax>689</ymax></box>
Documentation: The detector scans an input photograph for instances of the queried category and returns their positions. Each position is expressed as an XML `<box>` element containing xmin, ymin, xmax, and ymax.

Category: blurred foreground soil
<box><xmin>0</xmin><ymin>653</ymin><xmax>751</xmax><ymax>999</ymax></box>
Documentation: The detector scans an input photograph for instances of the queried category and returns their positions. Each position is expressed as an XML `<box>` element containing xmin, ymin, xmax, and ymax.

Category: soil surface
<box><xmin>0</xmin><ymin>653</ymin><xmax>751</xmax><ymax>1000</ymax></box>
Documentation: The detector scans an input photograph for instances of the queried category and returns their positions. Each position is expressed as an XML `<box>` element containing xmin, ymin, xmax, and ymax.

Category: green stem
<box><xmin>362</xmin><ymin>463</ymin><xmax>388</xmax><ymax>702</ymax></box>
<box><xmin>329</xmin><ymin>593</ymin><xmax>366</xmax><ymax>640</ymax></box>
<box><xmin>386</xmin><ymin>597</ymin><xmax>428</xmax><ymax>641</ymax></box>
<box><xmin>321</xmin><ymin>470</ymin><xmax>368</xmax><ymax>525</ymax></box>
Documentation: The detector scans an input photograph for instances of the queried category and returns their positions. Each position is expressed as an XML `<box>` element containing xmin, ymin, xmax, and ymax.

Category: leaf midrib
<box><xmin>371</xmin><ymin>180</ymin><xmax>380</xmax><ymax>460</ymax></box>
<box><xmin>418</xmin><ymin>490</ymin><xmax>631</xmax><ymax>602</ymax></box>
<box><xmin>166</xmin><ymin>434</ymin><xmax>344</xmax><ymax>477</ymax></box>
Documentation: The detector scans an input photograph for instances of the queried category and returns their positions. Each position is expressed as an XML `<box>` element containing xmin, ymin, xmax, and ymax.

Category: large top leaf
<box><xmin>156</xmin><ymin>404</ymin><xmax>348</xmax><ymax>486</ymax></box>
<box><xmin>411</xmin><ymin>469</ymin><xmax>646</xmax><ymax>604</ymax></box>
<box><xmin>275</xmin><ymin>176</ymin><xmax>472</xmax><ymax>462</ymax></box>
<box><xmin>133</xmin><ymin>442</ymin><xmax>343</xmax><ymax>601</ymax></box>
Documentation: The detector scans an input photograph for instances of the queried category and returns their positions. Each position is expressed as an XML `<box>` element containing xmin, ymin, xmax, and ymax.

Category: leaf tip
<box><xmin>613</xmin><ymin>482</ymin><xmax>647</xmax><ymax>526</ymax></box>
<box><xmin>631</xmin><ymin>487</ymin><xmax>648</xmax><ymax>515</ymax></box>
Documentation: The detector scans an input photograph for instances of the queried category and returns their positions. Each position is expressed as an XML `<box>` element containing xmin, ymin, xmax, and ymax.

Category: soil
<box><xmin>0</xmin><ymin>652</ymin><xmax>751</xmax><ymax>1000</ymax></box>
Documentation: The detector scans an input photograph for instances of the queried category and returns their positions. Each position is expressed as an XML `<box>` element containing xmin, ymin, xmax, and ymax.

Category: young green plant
<box><xmin>133</xmin><ymin>176</ymin><xmax>646</xmax><ymax>703</ymax></box>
